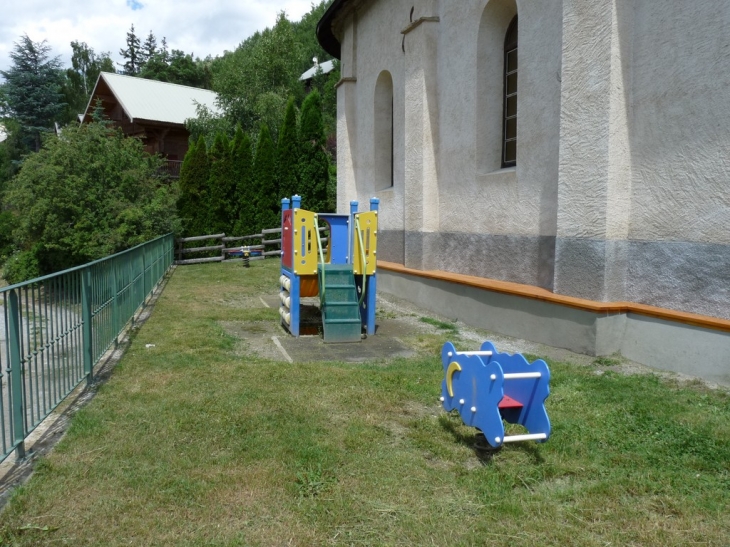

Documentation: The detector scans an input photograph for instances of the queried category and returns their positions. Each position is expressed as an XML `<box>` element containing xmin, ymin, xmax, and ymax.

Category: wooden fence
<box><xmin>175</xmin><ymin>228</ymin><xmax>283</xmax><ymax>265</ymax></box>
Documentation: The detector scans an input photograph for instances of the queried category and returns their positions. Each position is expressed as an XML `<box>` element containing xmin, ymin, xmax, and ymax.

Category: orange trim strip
<box><xmin>378</xmin><ymin>261</ymin><xmax>730</xmax><ymax>334</ymax></box>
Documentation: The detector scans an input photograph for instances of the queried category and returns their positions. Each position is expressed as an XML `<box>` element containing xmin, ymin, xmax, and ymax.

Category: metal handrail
<box><xmin>0</xmin><ymin>233</ymin><xmax>174</xmax><ymax>461</ymax></box>
<box><xmin>354</xmin><ymin>216</ymin><xmax>367</xmax><ymax>307</ymax></box>
<box><xmin>314</xmin><ymin>215</ymin><xmax>326</xmax><ymax>304</ymax></box>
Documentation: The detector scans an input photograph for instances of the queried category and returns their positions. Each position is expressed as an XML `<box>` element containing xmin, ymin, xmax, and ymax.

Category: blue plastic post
<box><xmin>366</xmin><ymin>197</ymin><xmax>379</xmax><ymax>335</ymax></box>
<box><xmin>364</xmin><ymin>274</ymin><xmax>377</xmax><ymax>336</ymax></box>
<box><xmin>289</xmin><ymin>272</ymin><xmax>300</xmax><ymax>336</ymax></box>
<box><xmin>280</xmin><ymin>269</ymin><xmax>301</xmax><ymax>337</ymax></box>
<box><xmin>292</xmin><ymin>195</ymin><xmax>302</xmax><ymax>210</ymax></box>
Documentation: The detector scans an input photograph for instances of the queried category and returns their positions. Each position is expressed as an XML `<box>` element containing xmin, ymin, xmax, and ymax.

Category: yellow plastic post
<box><xmin>352</xmin><ymin>211</ymin><xmax>378</xmax><ymax>275</ymax></box>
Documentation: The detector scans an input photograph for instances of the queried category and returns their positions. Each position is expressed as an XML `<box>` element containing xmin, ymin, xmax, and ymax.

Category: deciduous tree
<box><xmin>4</xmin><ymin>121</ymin><xmax>179</xmax><ymax>282</ymax></box>
<box><xmin>140</xmin><ymin>49</ymin><xmax>212</xmax><ymax>89</ymax></box>
<box><xmin>64</xmin><ymin>41</ymin><xmax>115</xmax><ymax>121</ymax></box>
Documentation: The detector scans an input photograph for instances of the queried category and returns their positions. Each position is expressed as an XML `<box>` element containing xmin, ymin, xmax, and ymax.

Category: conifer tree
<box><xmin>140</xmin><ymin>31</ymin><xmax>157</xmax><ymax>68</ymax></box>
<box><xmin>119</xmin><ymin>24</ymin><xmax>142</xmax><ymax>75</ymax></box>
<box><xmin>177</xmin><ymin>139</ymin><xmax>196</xmax><ymax>235</ymax></box>
<box><xmin>298</xmin><ymin>90</ymin><xmax>330</xmax><ymax>212</ymax></box>
<box><xmin>253</xmin><ymin>124</ymin><xmax>279</xmax><ymax>233</ymax></box>
<box><xmin>206</xmin><ymin>132</ymin><xmax>234</xmax><ymax>235</ymax></box>
<box><xmin>231</xmin><ymin>126</ymin><xmax>254</xmax><ymax>236</ymax></box>
<box><xmin>177</xmin><ymin>135</ymin><xmax>209</xmax><ymax>236</ymax></box>
<box><xmin>0</xmin><ymin>35</ymin><xmax>65</xmax><ymax>152</ymax></box>
<box><xmin>277</xmin><ymin>97</ymin><xmax>299</xmax><ymax>201</ymax></box>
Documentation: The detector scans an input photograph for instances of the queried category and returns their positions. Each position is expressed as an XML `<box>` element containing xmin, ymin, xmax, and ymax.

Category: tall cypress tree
<box><xmin>277</xmin><ymin>97</ymin><xmax>299</xmax><ymax>201</ymax></box>
<box><xmin>231</xmin><ymin>126</ymin><xmax>254</xmax><ymax>236</ymax></box>
<box><xmin>177</xmin><ymin>139</ymin><xmax>196</xmax><ymax>235</ymax></box>
<box><xmin>177</xmin><ymin>135</ymin><xmax>209</xmax><ymax>236</ymax></box>
<box><xmin>253</xmin><ymin>124</ymin><xmax>279</xmax><ymax>233</ymax></box>
<box><xmin>206</xmin><ymin>132</ymin><xmax>234</xmax><ymax>234</ymax></box>
<box><xmin>298</xmin><ymin>90</ymin><xmax>330</xmax><ymax>212</ymax></box>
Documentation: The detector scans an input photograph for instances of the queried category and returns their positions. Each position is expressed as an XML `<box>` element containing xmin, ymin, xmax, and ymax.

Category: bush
<box><xmin>3</xmin><ymin>248</ymin><xmax>40</xmax><ymax>285</ymax></box>
<box><xmin>4</xmin><ymin>121</ymin><xmax>180</xmax><ymax>281</ymax></box>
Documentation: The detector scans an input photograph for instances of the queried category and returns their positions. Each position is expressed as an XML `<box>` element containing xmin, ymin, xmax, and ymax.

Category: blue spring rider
<box><xmin>440</xmin><ymin>340</ymin><xmax>551</xmax><ymax>449</ymax></box>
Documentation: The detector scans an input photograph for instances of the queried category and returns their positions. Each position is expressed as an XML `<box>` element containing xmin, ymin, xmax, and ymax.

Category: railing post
<box><xmin>8</xmin><ymin>290</ymin><xmax>26</xmax><ymax>460</ymax></box>
<box><xmin>220</xmin><ymin>234</ymin><xmax>226</xmax><ymax>262</ymax></box>
<box><xmin>111</xmin><ymin>259</ymin><xmax>119</xmax><ymax>347</ymax></box>
<box><xmin>142</xmin><ymin>247</ymin><xmax>148</xmax><ymax>307</ymax></box>
<box><xmin>81</xmin><ymin>269</ymin><xmax>93</xmax><ymax>385</ymax></box>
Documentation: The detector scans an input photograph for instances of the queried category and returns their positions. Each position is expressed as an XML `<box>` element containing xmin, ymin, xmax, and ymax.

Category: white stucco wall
<box><xmin>332</xmin><ymin>0</ymin><xmax>730</xmax><ymax>319</ymax></box>
<box><xmin>630</xmin><ymin>1</ymin><xmax>730</xmax><ymax>245</ymax></box>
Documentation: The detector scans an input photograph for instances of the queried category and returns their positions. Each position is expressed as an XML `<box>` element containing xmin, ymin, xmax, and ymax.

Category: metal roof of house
<box><xmin>84</xmin><ymin>72</ymin><xmax>219</xmax><ymax>125</ymax></box>
<box><xmin>299</xmin><ymin>59</ymin><xmax>336</xmax><ymax>81</ymax></box>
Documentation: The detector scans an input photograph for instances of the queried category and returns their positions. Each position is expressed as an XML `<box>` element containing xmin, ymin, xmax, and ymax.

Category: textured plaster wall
<box><xmin>625</xmin><ymin>0</ymin><xmax>730</xmax><ymax>318</ymax></box>
<box><xmin>336</xmin><ymin>0</ymin><xmax>563</xmax><ymax>285</ymax></box>
<box><xmin>554</xmin><ymin>0</ymin><xmax>634</xmax><ymax>303</ymax></box>
<box><xmin>335</xmin><ymin>0</ymin><xmax>730</xmax><ymax>319</ymax></box>
<box><xmin>630</xmin><ymin>1</ymin><xmax>730</xmax><ymax>245</ymax></box>
<box><xmin>336</xmin><ymin>0</ymin><xmax>407</xmax><ymax>263</ymax></box>
<box><xmin>439</xmin><ymin>0</ymin><xmax>562</xmax><ymax>266</ymax></box>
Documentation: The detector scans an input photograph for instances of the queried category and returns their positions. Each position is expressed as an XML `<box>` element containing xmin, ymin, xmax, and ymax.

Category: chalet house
<box><xmin>317</xmin><ymin>0</ymin><xmax>730</xmax><ymax>384</ymax></box>
<box><xmin>82</xmin><ymin>72</ymin><xmax>219</xmax><ymax>176</ymax></box>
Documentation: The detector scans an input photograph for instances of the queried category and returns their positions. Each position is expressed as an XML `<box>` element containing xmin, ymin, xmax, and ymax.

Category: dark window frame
<box><xmin>502</xmin><ymin>16</ymin><xmax>518</xmax><ymax>168</ymax></box>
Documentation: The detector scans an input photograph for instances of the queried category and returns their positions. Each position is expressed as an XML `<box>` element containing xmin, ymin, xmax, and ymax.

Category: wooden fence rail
<box><xmin>175</xmin><ymin>226</ymin><xmax>331</xmax><ymax>265</ymax></box>
<box><xmin>175</xmin><ymin>228</ymin><xmax>285</xmax><ymax>265</ymax></box>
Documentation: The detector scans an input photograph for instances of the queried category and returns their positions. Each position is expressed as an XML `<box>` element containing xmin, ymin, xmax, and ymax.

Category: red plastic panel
<box><xmin>282</xmin><ymin>210</ymin><xmax>293</xmax><ymax>269</ymax></box>
<box><xmin>498</xmin><ymin>394</ymin><xmax>524</xmax><ymax>409</ymax></box>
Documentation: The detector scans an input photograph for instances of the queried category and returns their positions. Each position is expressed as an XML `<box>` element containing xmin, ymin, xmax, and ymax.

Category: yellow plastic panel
<box><xmin>353</xmin><ymin>211</ymin><xmax>378</xmax><ymax>275</ymax></box>
<box><xmin>292</xmin><ymin>209</ymin><xmax>319</xmax><ymax>275</ymax></box>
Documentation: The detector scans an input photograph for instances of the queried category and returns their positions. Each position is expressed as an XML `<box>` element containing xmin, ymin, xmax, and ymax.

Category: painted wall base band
<box><xmin>377</xmin><ymin>261</ymin><xmax>730</xmax><ymax>333</ymax></box>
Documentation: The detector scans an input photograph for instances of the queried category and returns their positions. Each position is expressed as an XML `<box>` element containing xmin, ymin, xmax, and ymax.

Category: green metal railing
<box><xmin>0</xmin><ymin>234</ymin><xmax>174</xmax><ymax>462</ymax></box>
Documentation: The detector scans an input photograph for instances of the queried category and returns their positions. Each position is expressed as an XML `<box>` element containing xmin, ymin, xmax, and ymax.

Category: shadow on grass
<box><xmin>438</xmin><ymin>411</ymin><xmax>547</xmax><ymax>466</ymax></box>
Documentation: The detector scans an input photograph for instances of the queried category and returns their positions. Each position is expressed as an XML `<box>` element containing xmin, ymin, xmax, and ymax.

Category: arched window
<box><xmin>502</xmin><ymin>16</ymin><xmax>518</xmax><ymax>167</ymax></box>
<box><xmin>374</xmin><ymin>71</ymin><xmax>394</xmax><ymax>190</ymax></box>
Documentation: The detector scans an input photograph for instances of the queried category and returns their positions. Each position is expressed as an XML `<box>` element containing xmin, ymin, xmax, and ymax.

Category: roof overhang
<box><xmin>316</xmin><ymin>0</ymin><xmax>354</xmax><ymax>59</ymax></box>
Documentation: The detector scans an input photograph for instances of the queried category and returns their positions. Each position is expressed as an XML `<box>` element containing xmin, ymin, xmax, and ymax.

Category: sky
<box><xmin>0</xmin><ymin>0</ymin><xmax>317</xmax><ymax>73</ymax></box>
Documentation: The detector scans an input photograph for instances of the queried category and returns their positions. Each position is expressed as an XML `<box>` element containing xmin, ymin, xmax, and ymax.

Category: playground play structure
<box><xmin>279</xmin><ymin>195</ymin><xmax>379</xmax><ymax>343</ymax></box>
<box><xmin>441</xmin><ymin>340</ymin><xmax>551</xmax><ymax>449</ymax></box>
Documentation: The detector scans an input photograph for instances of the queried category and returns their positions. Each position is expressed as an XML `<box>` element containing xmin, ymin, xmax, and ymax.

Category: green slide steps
<box><xmin>318</xmin><ymin>264</ymin><xmax>362</xmax><ymax>343</ymax></box>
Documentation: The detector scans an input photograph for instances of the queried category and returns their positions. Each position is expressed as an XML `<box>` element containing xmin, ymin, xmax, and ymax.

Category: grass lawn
<box><xmin>0</xmin><ymin>260</ymin><xmax>728</xmax><ymax>546</ymax></box>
